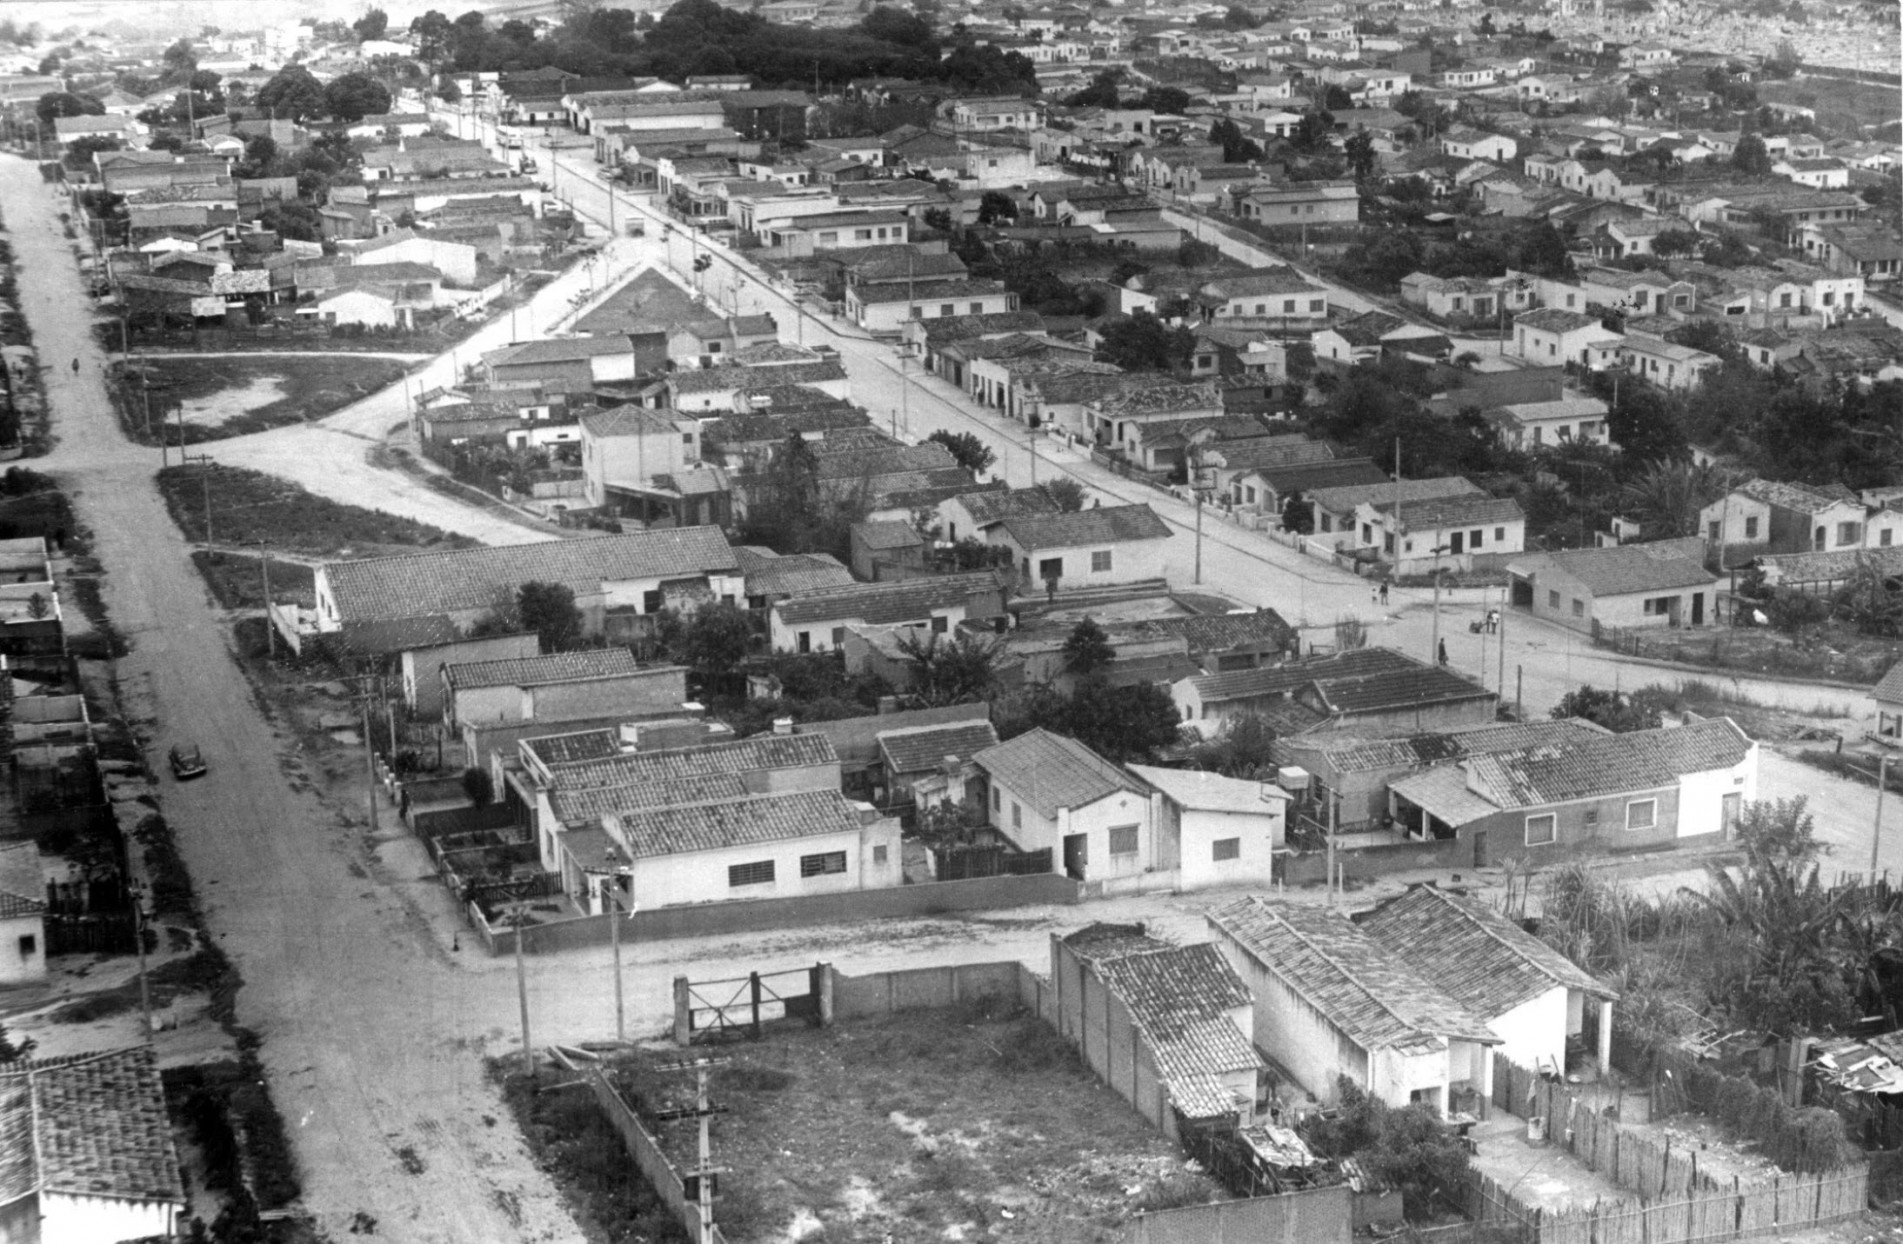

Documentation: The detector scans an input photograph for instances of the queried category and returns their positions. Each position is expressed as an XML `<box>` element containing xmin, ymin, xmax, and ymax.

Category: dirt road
<box><xmin>2</xmin><ymin>157</ymin><xmax>587</xmax><ymax>1243</ymax></box>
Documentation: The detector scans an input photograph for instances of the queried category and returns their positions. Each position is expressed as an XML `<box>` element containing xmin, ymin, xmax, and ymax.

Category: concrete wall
<box><xmin>1126</xmin><ymin>1185</ymin><xmax>1353</xmax><ymax>1244</ymax></box>
<box><xmin>1678</xmin><ymin>748</ymin><xmax>1756</xmax><ymax>840</ymax></box>
<box><xmin>828</xmin><ymin>960</ymin><xmax>1027</xmax><ymax>1019</ymax></box>
<box><xmin>1057</xmin><ymin>789</ymin><xmax>1158</xmax><ymax>884</ymax></box>
<box><xmin>1280</xmin><ymin>834</ymin><xmax>1467</xmax><ymax>884</ymax></box>
<box><xmin>528</xmin><ymin>668</ymin><xmax>689</xmax><ymax>723</ymax></box>
<box><xmin>587</xmin><ymin>1070</ymin><xmax>728</xmax><ymax>1244</ymax></box>
<box><xmin>0</xmin><ymin>913</ymin><xmax>43</xmax><ymax>983</ymax></box>
<box><xmin>1454</xmin><ymin>785</ymin><xmax>1681</xmax><ymax>865</ymax></box>
<box><xmin>487</xmin><ymin>871</ymin><xmax>1081</xmax><ymax>953</ymax></box>
<box><xmin>991</xmin><ymin>534</ymin><xmax>1171</xmax><ymax>590</ymax></box>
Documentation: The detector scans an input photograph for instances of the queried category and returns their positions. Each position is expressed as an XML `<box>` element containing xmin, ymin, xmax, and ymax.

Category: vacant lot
<box><xmin>580</xmin><ymin>1003</ymin><xmax>1225</xmax><ymax>1243</ymax></box>
<box><xmin>111</xmin><ymin>354</ymin><xmax>409</xmax><ymax>444</ymax></box>
<box><xmin>156</xmin><ymin>464</ymin><xmax>477</xmax><ymax>561</ymax></box>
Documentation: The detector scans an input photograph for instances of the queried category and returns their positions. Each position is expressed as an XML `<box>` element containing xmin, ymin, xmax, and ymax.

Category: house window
<box><xmin>873</xmin><ymin>845</ymin><xmax>888</xmax><ymax>865</ymax></box>
<box><xmin>1525</xmin><ymin>813</ymin><xmax>1557</xmax><ymax>846</ymax></box>
<box><xmin>1884</xmin><ymin>529</ymin><xmax>1894</xmax><ymax>547</ymax></box>
<box><xmin>1283</xmin><ymin>299</ymin><xmax>1296</xmax><ymax>313</ymax></box>
<box><xmin>16</xmin><ymin>935</ymin><xmax>32</xmax><ymax>958</ymax></box>
<box><xmin>800</xmin><ymin>851</ymin><xmax>848</xmax><ymax>877</ymax></box>
<box><xmin>1091</xmin><ymin>550</ymin><xmax>1113</xmax><ymax>573</ymax></box>
<box><xmin>683</xmin><ymin>433</ymin><xmax>695</xmax><ymax>447</ymax></box>
<box><xmin>1572</xmin><ymin>598</ymin><xmax>1584</xmax><ymax>617</ymax></box>
<box><xmin>798</xmin><ymin>631</ymin><xmax>812</xmax><ymax>653</ymax></box>
<box><xmin>1038</xmin><ymin>557</ymin><xmax>1063</xmax><ymax>580</ymax></box>
<box><xmin>940</xmin><ymin>304</ymin><xmax>954</xmax><ymax>317</ymax></box>
<box><xmin>971</xmin><ymin>302</ymin><xmax>983</xmax><ymax>314</ymax></box>
<box><xmin>1745</xmin><ymin>516</ymin><xmax>1759</xmax><ymax>539</ymax></box>
<box><xmin>1255</xmin><ymin>303</ymin><xmax>1266</xmax><ymax>315</ymax></box>
<box><xmin>1471</xmin><ymin>529</ymin><xmax>1484</xmax><ymax>548</ymax></box>
<box><xmin>992</xmin><ymin>787</ymin><xmax>1001</xmax><ymax>811</ymax></box>
<box><xmin>855</xmin><ymin>228</ymin><xmax>872</xmax><ymax>240</ymax></box>
<box><xmin>931</xmin><ymin>615</ymin><xmax>948</xmax><ymax>633</ymax></box>
<box><xmin>1212</xmin><ymin>837</ymin><xmax>1240</xmax><ymax>861</ymax></box>
<box><xmin>1626</xmin><ymin>799</ymin><xmax>1657</xmax><ymax>831</ymax></box>
<box><xmin>831</xmin><ymin>627</ymin><xmax>845</xmax><ymax>647</ymax></box>
<box><xmin>1642</xmin><ymin>596</ymin><xmax>1674</xmax><ymax>616</ymax></box>
<box><xmin>1838</xmin><ymin>521</ymin><xmax>1862</xmax><ymax>546</ymax></box>
<box><xmin>729</xmin><ymin>860</ymin><xmax>776</xmax><ymax>887</ymax></box>
<box><xmin>1012</xmin><ymin>802</ymin><xmax>1022</xmax><ymax>829</ymax></box>
<box><xmin>1494</xmin><ymin>527</ymin><xmax>1506</xmax><ymax>542</ymax></box>
<box><xmin>1108</xmin><ymin>824</ymin><xmax>1139</xmax><ymax>856</ymax></box>
<box><xmin>1565</xmin><ymin>294</ymin><xmax>1576</xmax><ymax>308</ymax></box>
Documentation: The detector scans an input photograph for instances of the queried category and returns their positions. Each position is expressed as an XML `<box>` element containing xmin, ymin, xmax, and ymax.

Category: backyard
<box><xmin>511</xmin><ymin>1002</ymin><xmax>1224</xmax><ymax>1244</ymax></box>
<box><xmin>109</xmin><ymin>354</ymin><xmax>413</xmax><ymax>444</ymax></box>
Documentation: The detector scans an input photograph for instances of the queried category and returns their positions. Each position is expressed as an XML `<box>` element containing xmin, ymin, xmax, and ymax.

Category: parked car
<box><xmin>169</xmin><ymin>743</ymin><xmax>207</xmax><ymax>780</ymax></box>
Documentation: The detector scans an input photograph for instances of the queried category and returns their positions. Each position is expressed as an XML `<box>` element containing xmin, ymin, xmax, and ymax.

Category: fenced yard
<box><xmin>1479</xmin><ymin>1057</ymin><xmax>1868</xmax><ymax>1244</ymax></box>
<box><xmin>1590</xmin><ymin>618</ymin><xmax>1898</xmax><ymax>687</ymax></box>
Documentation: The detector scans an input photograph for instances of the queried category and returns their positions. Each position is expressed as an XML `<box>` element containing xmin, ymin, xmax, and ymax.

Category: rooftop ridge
<box><xmin>1251</xmin><ymin>898</ymin><xmax>1428</xmax><ymax>1043</ymax></box>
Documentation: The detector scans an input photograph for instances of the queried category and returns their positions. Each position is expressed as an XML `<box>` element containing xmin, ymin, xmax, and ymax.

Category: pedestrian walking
<box><xmin>1379</xmin><ymin>579</ymin><xmax>1390</xmax><ymax>605</ymax></box>
<box><xmin>1437</xmin><ymin>638</ymin><xmax>1448</xmax><ymax>666</ymax></box>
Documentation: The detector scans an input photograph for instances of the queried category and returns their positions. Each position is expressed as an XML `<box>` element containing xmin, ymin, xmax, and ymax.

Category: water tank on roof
<box><xmin>1276</xmin><ymin>766</ymin><xmax>1311</xmax><ymax>795</ymax></box>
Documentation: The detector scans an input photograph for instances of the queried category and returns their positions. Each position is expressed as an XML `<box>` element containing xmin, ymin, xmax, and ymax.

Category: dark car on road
<box><xmin>169</xmin><ymin>743</ymin><xmax>207</xmax><ymax>780</ymax></box>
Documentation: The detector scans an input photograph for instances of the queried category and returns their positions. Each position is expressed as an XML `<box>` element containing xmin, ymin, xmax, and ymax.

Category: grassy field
<box><xmin>156</xmin><ymin>464</ymin><xmax>478</xmax><ymax>561</ymax></box>
<box><xmin>112</xmin><ymin>354</ymin><xmax>410</xmax><ymax>445</ymax></box>
<box><xmin>525</xmin><ymin>1002</ymin><xmax>1226</xmax><ymax>1244</ymax></box>
<box><xmin>1760</xmin><ymin>76</ymin><xmax>1901</xmax><ymax>136</ymax></box>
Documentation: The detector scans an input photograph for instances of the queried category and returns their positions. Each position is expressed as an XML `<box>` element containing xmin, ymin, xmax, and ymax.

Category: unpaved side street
<box><xmin>0</xmin><ymin>156</ymin><xmax>588</xmax><ymax>1243</ymax></box>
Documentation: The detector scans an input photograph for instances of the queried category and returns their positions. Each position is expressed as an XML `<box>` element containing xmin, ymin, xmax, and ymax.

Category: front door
<box><xmin>1472</xmin><ymin>829</ymin><xmax>1489</xmax><ymax>869</ymax></box>
<box><xmin>1692</xmin><ymin>592</ymin><xmax>1705</xmax><ymax>625</ymax></box>
<box><xmin>1062</xmin><ymin>833</ymin><xmax>1088</xmax><ymax>880</ymax></box>
<box><xmin>1449</xmin><ymin>531</ymin><xmax>1465</xmax><ymax>555</ymax></box>
<box><xmin>1721</xmin><ymin>793</ymin><xmax>1742</xmax><ymax>839</ymax></box>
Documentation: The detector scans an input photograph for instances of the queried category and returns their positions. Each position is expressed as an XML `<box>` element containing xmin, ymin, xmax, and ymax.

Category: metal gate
<box><xmin>675</xmin><ymin>964</ymin><xmax>822</xmax><ymax>1044</ymax></box>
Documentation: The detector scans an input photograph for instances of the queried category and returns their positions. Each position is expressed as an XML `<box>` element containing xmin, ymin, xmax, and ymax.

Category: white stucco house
<box><xmin>1128</xmin><ymin>766</ymin><xmax>1288</xmax><ymax>891</ymax></box>
<box><xmin>0</xmin><ymin>840</ymin><xmax>44</xmax><ymax>984</ymax></box>
<box><xmin>987</xmin><ymin>504</ymin><xmax>1173</xmax><ymax>592</ymax></box>
<box><xmin>974</xmin><ymin>729</ymin><xmax>1156</xmax><ymax>887</ymax></box>
<box><xmin>1510</xmin><ymin>307</ymin><xmax>1623</xmax><ymax>369</ymax></box>
<box><xmin>1208</xmin><ymin>895</ymin><xmax>1501</xmax><ymax>1113</ymax></box>
<box><xmin>1360</xmin><ymin>885</ymin><xmax>1617</xmax><ymax>1078</ymax></box>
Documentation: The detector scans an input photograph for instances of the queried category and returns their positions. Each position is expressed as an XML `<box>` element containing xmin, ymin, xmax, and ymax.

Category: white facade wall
<box><xmin>1487</xmin><ymin>985</ymin><xmax>1569</xmax><ymax>1073</ymax></box>
<box><xmin>43</xmin><ymin>1191</ymin><xmax>181</xmax><ymax>1244</ymax></box>
<box><xmin>0</xmin><ymin>913</ymin><xmax>42</xmax><ymax>982</ymax></box>
<box><xmin>1369</xmin><ymin>1044</ymin><xmax>1457</xmax><ymax>1111</ymax></box>
<box><xmin>1215</xmin><ymin>939</ymin><xmax>1367</xmax><ymax>1105</ymax></box>
<box><xmin>1676</xmin><ymin>748</ymin><xmax>1758</xmax><ymax>840</ymax></box>
<box><xmin>1176</xmin><ymin>806</ymin><xmax>1281</xmax><ymax>891</ymax></box>
<box><xmin>989</xmin><ymin>535</ymin><xmax>1171</xmax><ymax>590</ymax></box>
<box><xmin>624</xmin><ymin>823</ymin><xmax>900</xmax><ymax>909</ymax></box>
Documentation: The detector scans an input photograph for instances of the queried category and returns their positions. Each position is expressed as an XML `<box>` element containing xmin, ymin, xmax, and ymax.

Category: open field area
<box><xmin>1760</xmin><ymin>75</ymin><xmax>1903</xmax><ymax>136</ymax></box>
<box><xmin>111</xmin><ymin>354</ymin><xmax>410</xmax><ymax>444</ymax></box>
<box><xmin>524</xmin><ymin>1003</ymin><xmax>1224</xmax><ymax>1244</ymax></box>
<box><xmin>156</xmin><ymin>463</ymin><xmax>478</xmax><ymax>561</ymax></box>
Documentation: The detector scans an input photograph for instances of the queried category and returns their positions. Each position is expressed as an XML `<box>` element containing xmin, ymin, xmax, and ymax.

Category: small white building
<box><xmin>1361</xmin><ymin>885</ymin><xmax>1617</xmax><ymax>1078</ymax></box>
<box><xmin>1208</xmin><ymin>895</ymin><xmax>1501</xmax><ymax>1112</ymax></box>
<box><xmin>1619</xmin><ymin>338</ymin><xmax>1721</xmax><ymax>392</ymax></box>
<box><xmin>1128</xmin><ymin>766</ymin><xmax>1288</xmax><ymax>891</ymax></box>
<box><xmin>1511</xmin><ymin>307</ymin><xmax>1623</xmax><ymax>369</ymax></box>
<box><xmin>0</xmin><ymin>841</ymin><xmax>44</xmax><ymax>985</ymax></box>
<box><xmin>974</xmin><ymin>729</ymin><xmax>1156</xmax><ymax>887</ymax></box>
<box><xmin>601</xmin><ymin>789</ymin><xmax>900</xmax><ymax>910</ymax></box>
<box><xmin>987</xmin><ymin>504</ymin><xmax>1173</xmax><ymax>592</ymax></box>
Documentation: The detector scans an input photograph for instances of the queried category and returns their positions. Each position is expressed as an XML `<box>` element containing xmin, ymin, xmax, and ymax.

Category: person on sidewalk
<box><xmin>1437</xmin><ymin>638</ymin><xmax>1448</xmax><ymax>666</ymax></box>
<box><xmin>1380</xmin><ymin>579</ymin><xmax>1390</xmax><ymax>605</ymax></box>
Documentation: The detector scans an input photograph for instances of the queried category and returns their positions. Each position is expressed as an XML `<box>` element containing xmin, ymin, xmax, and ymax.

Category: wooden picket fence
<box><xmin>1484</xmin><ymin>1056</ymin><xmax>1868</xmax><ymax>1243</ymax></box>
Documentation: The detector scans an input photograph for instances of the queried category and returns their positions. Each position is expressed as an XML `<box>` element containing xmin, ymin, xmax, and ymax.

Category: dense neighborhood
<box><xmin>0</xmin><ymin>0</ymin><xmax>1896</xmax><ymax>1240</ymax></box>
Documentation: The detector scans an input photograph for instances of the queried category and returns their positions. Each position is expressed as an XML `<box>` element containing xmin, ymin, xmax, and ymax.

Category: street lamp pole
<box><xmin>1873</xmin><ymin>755</ymin><xmax>1891</xmax><ymax>879</ymax></box>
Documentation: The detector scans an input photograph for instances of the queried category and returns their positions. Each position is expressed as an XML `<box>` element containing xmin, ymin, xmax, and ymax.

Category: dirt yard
<box><xmin>155</xmin><ymin>463</ymin><xmax>478</xmax><ymax>560</ymax></box>
<box><xmin>112</xmin><ymin>354</ymin><xmax>410</xmax><ymax>444</ymax></box>
<box><xmin>554</xmin><ymin>1003</ymin><xmax>1225</xmax><ymax>1244</ymax></box>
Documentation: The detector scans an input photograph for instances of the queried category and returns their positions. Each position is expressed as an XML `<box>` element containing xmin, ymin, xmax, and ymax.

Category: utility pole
<box><xmin>604</xmin><ymin>848</ymin><xmax>634</xmax><ymax>1045</ymax></box>
<box><xmin>1873</xmin><ymin>755</ymin><xmax>1890</xmax><ymax>879</ymax></box>
<box><xmin>262</xmin><ymin>556</ymin><xmax>275</xmax><ymax>658</ymax></box>
<box><xmin>654</xmin><ymin>1057</ymin><xmax>731</xmax><ymax>1242</ymax></box>
<box><xmin>201</xmin><ymin>466</ymin><xmax>213</xmax><ymax>556</ymax></box>
<box><xmin>132</xmin><ymin>884</ymin><xmax>151</xmax><ymax>1040</ymax></box>
<box><xmin>514</xmin><ymin>907</ymin><xmax>534</xmax><ymax>1081</ymax></box>
<box><xmin>1496</xmin><ymin>589</ymin><xmax>1507</xmax><ymax>701</ymax></box>
<box><xmin>359</xmin><ymin>688</ymin><xmax>379</xmax><ymax>835</ymax></box>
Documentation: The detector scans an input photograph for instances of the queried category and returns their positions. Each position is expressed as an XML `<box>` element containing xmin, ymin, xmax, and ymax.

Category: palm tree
<box><xmin>1615</xmin><ymin>460</ymin><xmax>1738</xmax><ymax>540</ymax></box>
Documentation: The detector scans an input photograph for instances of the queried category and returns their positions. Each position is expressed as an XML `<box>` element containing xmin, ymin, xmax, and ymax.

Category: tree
<box><xmin>461</xmin><ymin>766</ymin><xmax>494</xmax><ymax>807</ymax></box>
<box><xmin>353</xmin><ymin>7</ymin><xmax>390</xmax><ymax>42</ymax></box>
<box><xmin>1343</xmin><ymin>129</ymin><xmax>1377</xmax><ymax>180</ymax></box>
<box><xmin>35</xmin><ymin>91</ymin><xmax>103</xmax><ymax>127</ymax></box>
<box><xmin>1514</xmin><ymin>222</ymin><xmax>1575</xmax><ymax>280</ymax></box>
<box><xmin>1281</xmin><ymin>492</ymin><xmax>1313</xmax><ymax>533</ymax></box>
<box><xmin>1209</xmin><ymin>117</ymin><xmax>1262</xmax><ymax>164</ymax></box>
<box><xmin>323</xmin><ymin>72</ymin><xmax>392</xmax><ymax>122</ymax></box>
<box><xmin>62</xmin><ymin>136</ymin><xmax>122</xmax><ymax>171</ymax></box>
<box><xmin>1094</xmin><ymin>310</ymin><xmax>1193</xmax><ymax>373</ymax></box>
<box><xmin>411</xmin><ymin>9</ymin><xmax>454</xmax><ymax>63</ymax></box>
<box><xmin>1302</xmin><ymin>1080</ymin><xmax>1471</xmax><ymax>1221</ymax></box>
<box><xmin>679</xmin><ymin>602</ymin><xmax>755</xmax><ymax>697</ymax></box>
<box><xmin>1067</xmin><ymin>68</ymin><xmax>1122</xmax><ymax>109</ymax></box>
<box><xmin>1763</xmin><ymin>38</ymin><xmax>1800</xmax><ymax>78</ymax></box>
<box><xmin>1650</xmin><ymin>229</ymin><xmax>1702</xmax><ymax>257</ymax></box>
<box><xmin>1551</xmin><ymin>685</ymin><xmax>1662</xmax><ymax>733</ymax></box>
<box><xmin>1040</xmin><ymin>478</ymin><xmax>1086</xmax><ymax>512</ymax></box>
<box><xmin>1061</xmin><ymin>618</ymin><xmax>1114</xmax><ymax>677</ymax></box>
<box><xmin>1731</xmin><ymin>132</ymin><xmax>1772</xmax><ymax>176</ymax></box>
<box><xmin>1289</xmin><ymin>108</ymin><xmax>1335</xmax><ymax>154</ymax></box>
<box><xmin>977</xmin><ymin>189</ymin><xmax>1017</xmax><ymax>224</ymax></box>
<box><xmin>1138</xmin><ymin>86</ymin><xmax>1191</xmax><ymax>115</ymax></box>
<box><xmin>160</xmin><ymin>37</ymin><xmax>197</xmax><ymax>85</ymax></box>
<box><xmin>1616</xmin><ymin>461</ymin><xmax>1733</xmax><ymax>539</ymax></box>
<box><xmin>897</xmin><ymin>629</ymin><xmax>1004</xmax><ymax>705</ymax></box>
<box><xmin>516</xmin><ymin>581</ymin><xmax>583</xmax><ymax>652</ymax></box>
<box><xmin>255</xmin><ymin>65</ymin><xmax>328</xmax><ymax>120</ymax></box>
<box><xmin>860</xmin><ymin>5</ymin><xmax>937</xmax><ymax>49</ymax></box>
<box><xmin>926</xmin><ymin>429</ymin><xmax>997</xmax><ymax>477</ymax></box>
<box><xmin>1183</xmin><ymin>711</ymin><xmax>1279</xmax><ymax>777</ymax></box>
<box><xmin>1056</xmin><ymin>679</ymin><xmax>1183</xmax><ymax>763</ymax></box>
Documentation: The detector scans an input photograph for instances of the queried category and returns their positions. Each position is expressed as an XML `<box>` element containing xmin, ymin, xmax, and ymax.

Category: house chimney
<box><xmin>877</xmin><ymin>695</ymin><xmax>900</xmax><ymax>715</ymax></box>
<box><xmin>772</xmin><ymin>716</ymin><xmax>795</xmax><ymax>735</ymax></box>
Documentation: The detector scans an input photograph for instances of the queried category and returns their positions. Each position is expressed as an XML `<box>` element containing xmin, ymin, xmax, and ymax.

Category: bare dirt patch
<box><xmin>111</xmin><ymin>354</ymin><xmax>410</xmax><ymax>445</ymax></box>
<box><xmin>588</xmin><ymin>1003</ymin><xmax>1225</xmax><ymax>1243</ymax></box>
